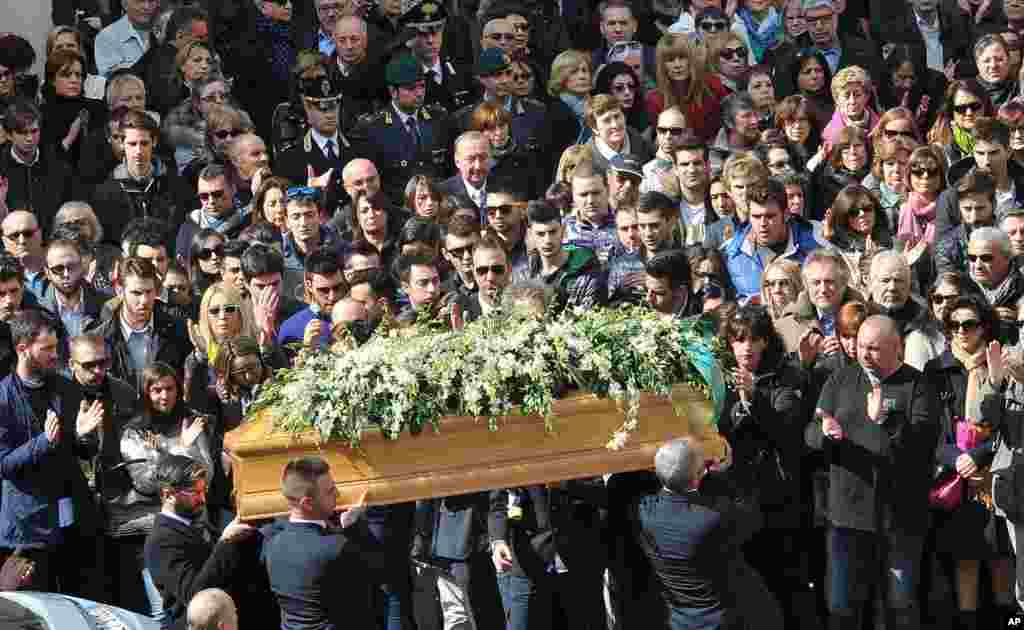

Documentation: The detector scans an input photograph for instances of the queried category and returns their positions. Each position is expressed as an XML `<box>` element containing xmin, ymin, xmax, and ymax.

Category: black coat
<box><xmin>90</xmin><ymin>162</ymin><xmax>189</xmax><ymax>246</ymax></box>
<box><xmin>806</xmin><ymin>363</ymin><xmax>939</xmax><ymax>534</ymax></box>
<box><xmin>0</xmin><ymin>144</ymin><xmax>74</xmax><ymax>235</ymax></box>
<box><xmin>143</xmin><ymin>514</ymin><xmax>256</xmax><ymax>630</ymax></box>
<box><xmin>274</xmin><ymin>129</ymin><xmax>357</xmax><ymax>217</ymax></box>
<box><xmin>89</xmin><ymin>304</ymin><xmax>193</xmax><ymax>391</ymax></box>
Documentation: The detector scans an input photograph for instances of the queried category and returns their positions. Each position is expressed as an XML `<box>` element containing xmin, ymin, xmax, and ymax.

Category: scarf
<box><xmin>189</xmin><ymin>204</ymin><xmax>249</xmax><ymax>235</ymax></box>
<box><xmin>950</xmin><ymin>341</ymin><xmax>988</xmax><ymax>423</ymax></box>
<box><xmin>977</xmin><ymin>76</ymin><xmax>1016</xmax><ymax>109</ymax></box>
<box><xmin>953</xmin><ymin>123</ymin><xmax>976</xmax><ymax>157</ymax></box>
<box><xmin>878</xmin><ymin>182</ymin><xmax>904</xmax><ymax>210</ymax></box>
<box><xmin>897</xmin><ymin>192</ymin><xmax>937</xmax><ymax>244</ymax></box>
<box><xmin>736</xmin><ymin>7</ymin><xmax>781</xmax><ymax>63</ymax></box>
<box><xmin>840</xmin><ymin>107</ymin><xmax>878</xmax><ymax>132</ymax></box>
<box><xmin>559</xmin><ymin>93</ymin><xmax>591</xmax><ymax>145</ymax></box>
<box><xmin>492</xmin><ymin>138</ymin><xmax>517</xmax><ymax>161</ymax></box>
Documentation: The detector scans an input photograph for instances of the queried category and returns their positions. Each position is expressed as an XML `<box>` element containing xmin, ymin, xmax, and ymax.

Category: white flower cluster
<box><xmin>253</xmin><ymin>307</ymin><xmax>721</xmax><ymax>448</ymax></box>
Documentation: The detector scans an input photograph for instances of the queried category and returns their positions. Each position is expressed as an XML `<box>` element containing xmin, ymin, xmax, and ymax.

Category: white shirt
<box><xmin>423</xmin><ymin>60</ymin><xmax>443</xmax><ymax>85</ymax></box>
<box><xmin>311</xmin><ymin>128</ymin><xmax>341</xmax><ymax>156</ymax></box>
<box><xmin>914</xmin><ymin>11</ymin><xmax>944</xmax><ymax>72</ymax></box>
<box><xmin>594</xmin><ymin>134</ymin><xmax>631</xmax><ymax>162</ymax></box>
<box><xmin>10</xmin><ymin>146</ymin><xmax>39</xmax><ymax>167</ymax></box>
<box><xmin>120</xmin><ymin>310</ymin><xmax>154</xmax><ymax>340</ymax></box>
<box><xmin>998</xmin><ymin>180</ymin><xmax>1017</xmax><ymax>209</ymax></box>
<box><xmin>464</xmin><ymin>178</ymin><xmax>486</xmax><ymax>208</ymax></box>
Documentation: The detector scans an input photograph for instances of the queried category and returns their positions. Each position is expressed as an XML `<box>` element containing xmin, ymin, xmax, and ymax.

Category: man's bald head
<box><xmin>859</xmin><ymin>315</ymin><xmax>900</xmax><ymax>342</ymax></box>
<box><xmin>331</xmin><ymin>296</ymin><xmax>368</xmax><ymax>324</ymax></box>
<box><xmin>2</xmin><ymin>210</ymin><xmax>37</xmax><ymax>233</ymax></box>
<box><xmin>857</xmin><ymin>315</ymin><xmax>904</xmax><ymax>380</ymax></box>
<box><xmin>341</xmin><ymin>158</ymin><xmax>380</xmax><ymax>198</ymax></box>
<box><xmin>187</xmin><ymin>588</ymin><xmax>237</xmax><ymax>630</ymax></box>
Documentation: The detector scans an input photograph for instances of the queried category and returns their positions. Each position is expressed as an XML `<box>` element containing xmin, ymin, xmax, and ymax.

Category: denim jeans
<box><xmin>377</xmin><ymin>583</ymin><xmax>405</xmax><ymax>630</ymax></box>
<box><xmin>827</xmin><ymin>527</ymin><xmax>923</xmax><ymax>614</ymax></box>
<box><xmin>497</xmin><ymin>573</ymin><xmax>534</xmax><ymax>630</ymax></box>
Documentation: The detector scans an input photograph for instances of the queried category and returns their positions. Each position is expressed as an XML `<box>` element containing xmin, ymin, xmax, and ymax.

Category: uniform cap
<box><xmin>386</xmin><ymin>53</ymin><xmax>425</xmax><ymax>86</ymax></box>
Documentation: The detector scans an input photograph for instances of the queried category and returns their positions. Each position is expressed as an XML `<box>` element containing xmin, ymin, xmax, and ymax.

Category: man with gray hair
<box><xmin>968</xmin><ymin>226</ymin><xmax>1024</xmax><ymax>322</ymax></box>
<box><xmin>630</xmin><ymin>438</ymin><xmax>778</xmax><ymax>629</ymax></box>
<box><xmin>1002</xmin><ymin>208</ymin><xmax>1024</xmax><ymax>258</ymax></box>
<box><xmin>867</xmin><ymin>250</ymin><xmax>927</xmax><ymax>334</ymax></box>
<box><xmin>441</xmin><ymin>131</ymin><xmax>493</xmax><ymax>214</ymax></box>
<box><xmin>807</xmin><ymin>314</ymin><xmax>938</xmax><ymax>630</ymax></box>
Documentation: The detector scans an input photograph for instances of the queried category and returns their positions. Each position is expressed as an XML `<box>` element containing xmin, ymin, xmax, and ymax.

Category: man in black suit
<box><xmin>441</xmin><ymin>131</ymin><xmax>493</xmax><ymax>218</ymax></box>
<box><xmin>263</xmin><ymin>456</ymin><xmax>394</xmax><ymax>630</ymax></box>
<box><xmin>143</xmin><ymin>454</ymin><xmax>259</xmax><ymax>630</ymax></box>
<box><xmin>275</xmin><ymin>72</ymin><xmax>355</xmax><ymax>217</ymax></box>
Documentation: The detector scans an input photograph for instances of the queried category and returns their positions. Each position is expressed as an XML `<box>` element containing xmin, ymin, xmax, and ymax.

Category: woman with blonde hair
<box><xmin>541</xmin><ymin>50</ymin><xmax>594</xmax><ymax>173</ymax></box>
<box><xmin>822</xmin><ymin>66</ymin><xmax>878</xmax><ymax>145</ymax></box>
<box><xmin>556</xmin><ymin>144</ymin><xmax>594</xmax><ymax>186</ymax></box>
<box><xmin>184</xmin><ymin>282</ymin><xmax>261</xmax><ymax>409</ymax></box>
<box><xmin>707</xmin><ymin>31</ymin><xmax>751</xmax><ymax>95</ymax></box>
<box><xmin>646</xmin><ymin>33</ymin><xmax>728</xmax><ymax>142</ymax></box>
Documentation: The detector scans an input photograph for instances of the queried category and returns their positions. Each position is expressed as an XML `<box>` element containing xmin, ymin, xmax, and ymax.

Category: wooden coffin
<box><xmin>224</xmin><ymin>386</ymin><xmax>726</xmax><ymax>520</ymax></box>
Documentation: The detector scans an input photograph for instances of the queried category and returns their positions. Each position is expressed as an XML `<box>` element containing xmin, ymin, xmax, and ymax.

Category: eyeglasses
<box><xmin>657</xmin><ymin>126</ymin><xmax>685</xmax><ymax>136</ymax></box>
<box><xmin>446</xmin><ymin>244</ymin><xmax>474</xmax><ymax>258</ymax></box>
<box><xmin>720</xmin><ymin>46</ymin><xmax>749</xmax><ymax>61</ymax></box>
<box><xmin>953</xmin><ymin>102</ymin><xmax>984</xmax><ymax>115</ymax></box>
<box><xmin>313</xmin><ymin>283</ymin><xmax>345</xmax><ymax>296</ymax></box>
<box><xmin>305</xmin><ymin>97</ymin><xmax>341</xmax><ymax>112</ymax></box>
<box><xmin>931</xmin><ymin>293</ymin><xmax>958</xmax><ymax>305</ymax></box>
<box><xmin>198</xmin><ymin>189</ymin><xmax>225</xmax><ymax>202</ymax></box>
<box><xmin>200</xmin><ymin>91</ymin><xmax>228</xmax><ymax>104</ymax></box>
<box><xmin>208</xmin><ymin>304</ymin><xmax>240</xmax><ymax>317</ymax></box>
<box><xmin>287</xmin><ymin>186</ymin><xmax>321</xmax><ymax>202</ymax></box>
<box><xmin>847</xmin><ymin>207</ymin><xmax>871</xmax><ymax>218</ymax></box>
<box><xmin>967</xmin><ymin>253</ymin><xmax>995</xmax><ymax>263</ymax></box>
<box><xmin>764</xmin><ymin>279</ymin><xmax>791</xmax><ymax>289</ymax></box>
<box><xmin>213</xmin><ymin>128</ymin><xmax>243</xmax><ymax>140</ymax></box>
<box><xmin>48</xmin><ymin>261</ymin><xmax>81</xmax><ymax>276</ymax></box>
<box><xmin>76</xmin><ymin>357</ymin><xmax>112</xmax><ymax>371</ymax></box>
<box><xmin>948</xmin><ymin>319</ymin><xmax>981</xmax><ymax>333</ymax></box>
<box><xmin>698</xmin><ymin>20</ymin><xmax>729</xmax><ymax>32</ymax></box>
<box><xmin>3</xmin><ymin>228</ymin><xmax>37</xmax><ymax>241</ymax></box>
<box><xmin>317</xmin><ymin>2</ymin><xmax>344</xmax><ymax>15</ymax></box>
<box><xmin>884</xmin><ymin>128</ymin><xmax>915</xmax><ymax>139</ymax></box>
<box><xmin>196</xmin><ymin>245</ymin><xmax>225</xmax><ymax>260</ymax></box>
<box><xmin>475</xmin><ymin>264</ymin><xmax>506</xmax><ymax>276</ymax></box>
<box><xmin>910</xmin><ymin>167</ymin><xmax>939</xmax><ymax>178</ymax></box>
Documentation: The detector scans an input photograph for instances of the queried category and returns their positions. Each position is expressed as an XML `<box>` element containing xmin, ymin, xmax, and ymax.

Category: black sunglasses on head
<box><xmin>699</xmin><ymin>20</ymin><xmax>729</xmax><ymax>32</ymax></box>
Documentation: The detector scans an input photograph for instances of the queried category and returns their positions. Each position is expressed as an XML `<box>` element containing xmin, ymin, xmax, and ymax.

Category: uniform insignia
<box><xmin>422</xmin><ymin>2</ymin><xmax>438</xmax><ymax>17</ymax></box>
<box><xmin>303</xmin><ymin>129</ymin><xmax>313</xmax><ymax>153</ymax></box>
<box><xmin>421</xmin><ymin>108</ymin><xmax>431</xmax><ymax>120</ymax></box>
<box><xmin>385</xmin><ymin>110</ymin><xmax>393</xmax><ymax>125</ymax></box>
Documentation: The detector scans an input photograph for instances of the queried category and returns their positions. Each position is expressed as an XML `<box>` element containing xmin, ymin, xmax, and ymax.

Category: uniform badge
<box><xmin>422</xmin><ymin>2</ymin><xmax>438</xmax><ymax>17</ymax></box>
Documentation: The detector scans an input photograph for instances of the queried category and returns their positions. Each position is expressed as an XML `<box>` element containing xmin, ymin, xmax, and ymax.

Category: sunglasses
<box><xmin>208</xmin><ymin>304</ymin><xmax>240</xmax><ymax>317</ymax></box>
<box><xmin>447</xmin><ymin>244</ymin><xmax>474</xmax><ymax>258</ymax></box>
<box><xmin>48</xmin><ymin>262</ymin><xmax>80</xmax><ymax>276</ymax></box>
<box><xmin>657</xmin><ymin>126</ymin><xmax>685</xmax><ymax>136</ymax></box>
<box><xmin>306</xmin><ymin>97</ymin><xmax>341</xmax><ymax>112</ymax></box>
<box><xmin>77</xmin><ymin>357</ymin><xmax>112</xmax><ymax>371</ymax></box>
<box><xmin>948</xmin><ymin>319</ymin><xmax>981</xmax><ymax>333</ymax></box>
<box><xmin>197</xmin><ymin>245</ymin><xmax>225</xmax><ymax>260</ymax></box>
<box><xmin>699</xmin><ymin>20</ymin><xmax>729</xmax><ymax>32</ymax></box>
<box><xmin>213</xmin><ymin>128</ymin><xmax>244</xmax><ymax>140</ymax></box>
<box><xmin>198</xmin><ymin>189</ymin><xmax>225</xmax><ymax>202</ymax></box>
<box><xmin>931</xmin><ymin>293</ymin><xmax>958</xmax><ymax>305</ymax></box>
<box><xmin>3</xmin><ymin>228</ymin><xmax>36</xmax><ymax>240</ymax></box>
<box><xmin>967</xmin><ymin>253</ymin><xmax>995</xmax><ymax>263</ymax></box>
<box><xmin>287</xmin><ymin>186</ymin><xmax>321</xmax><ymax>202</ymax></box>
<box><xmin>763</xmin><ymin>279</ymin><xmax>791</xmax><ymax>289</ymax></box>
<box><xmin>512</xmin><ymin>72</ymin><xmax>532</xmax><ymax>82</ymax></box>
<box><xmin>910</xmin><ymin>167</ymin><xmax>939</xmax><ymax>178</ymax></box>
<box><xmin>720</xmin><ymin>46</ymin><xmax>749</xmax><ymax>61</ymax></box>
<box><xmin>953</xmin><ymin>102</ymin><xmax>984</xmax><ymax>115</ymax></box>
<box><xmin>475</xmin><ymin>264</ymin><xmax>506</xmax><ymax>276</ymax></box>
<box><xmin>486</xmin><ymin>203</ymin><xmax>525</xmax><ymax>216</ymax></box>
<box><xmin>884</xmin><ymin>128</ymin><xmax>915</xmax><ymax>139</ymax></box>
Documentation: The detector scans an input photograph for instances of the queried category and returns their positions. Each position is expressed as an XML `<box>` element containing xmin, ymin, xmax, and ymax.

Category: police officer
<box><xmin>275</xmin><ymin>71</ymin><xmax>355</xmax><ymax>216</ymax></box>
<box><xmin>450</xmin><ymin>47</ymin><xmax>546</xmax><ymax>152</ymax></box>
<box><xmin>350</xmin><ymin>53</ymin><xmax>453</xmax><ymax>205</ymax></box>
<box><xmin>399</xmin><ymin>0</ymin><xmax>476</xmax><ymax>113</ymax></box>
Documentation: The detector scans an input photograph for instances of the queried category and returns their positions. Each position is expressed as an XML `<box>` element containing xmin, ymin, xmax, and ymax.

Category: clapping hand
<box><xmin>45</xmin><ymin>410</ymin><xmax>61</xmax><ymax>444</ymax></box>
<box><xmin>492</xmin><ymin>540</ymin><xmax>514</xmax><ymax>572</ymax></box>
<box><xmin>306</xmin><ymin>165</ymin><xmax>334</xmax><ymax>189</ymax></box>
<box><xmin>219</xmin><ymin>516</ymin><xmax>256</xmax><ymax>543</ymax></box>
<box><xmin>732</xmin><ymin>367</ymin><xmax>754</xmax><ymax>403</ymax></box>
<box><xmin>867</xmin><ymin>385</ymin><xmax>882</xmax><ymax>423</ymax></box>
<box><xmin>988</xmin><ymin>340</ymin><xmax>1005</xmax><ymax>386</ymax></box>
<box><xmin>75</xmin><ymin>399</ymin><xmax>104</xmax><ymax>438</ymax></box>
<box><xmin>819</xmin><ymin>409</ymin><xmax>844</xmax><ymax>440</ymax></box>
<box><xmin>181</xmin><ymin>416</ymin><xmax>206</xmax><ymax>448</ymax></box>
<box><xmin>303</xmin><ymin>319</ymin><xmax>323</xmax><ymax>348</ymax></box>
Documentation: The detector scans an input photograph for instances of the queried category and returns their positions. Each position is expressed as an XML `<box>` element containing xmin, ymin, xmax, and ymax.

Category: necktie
<box><xmin>324</xmin><ymin>139</ymin><xmax>336</xmax><ymax>161</ymax></box>
<box><xmin>406</xmin><ymin>119</ymin><xmax>421</xmax><ymax>147</ymax></box>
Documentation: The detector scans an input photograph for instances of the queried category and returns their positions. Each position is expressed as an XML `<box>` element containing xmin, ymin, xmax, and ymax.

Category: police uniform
<box><xmin>274</xmin><ymin>75</ymin><xmax>355</xmax><ymax>215</ymax></box>
<box><xmin>395</xmin><ymin>0</ymin><xmax>475</xmax><ymax>113</ymax></box>
<box><xmin>349</xmin><ymin>54</ymin><xmax>453</xmax><ymax>205</ymax></box>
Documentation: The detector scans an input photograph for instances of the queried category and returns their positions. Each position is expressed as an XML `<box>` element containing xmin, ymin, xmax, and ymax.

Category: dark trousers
<box><xmin>0</xmin><ymin>525</ymin><xmax>103</xmax><ymax>598</ymax></box>
<box><xmin>827</xmin><ymin>526</ymin><xmax>924</xmax><ymax>629</ymax></box>
<box><xmin>110</xmin><ymin>535</ymin><xmax>151</xmax><ymax>615</ymax></box>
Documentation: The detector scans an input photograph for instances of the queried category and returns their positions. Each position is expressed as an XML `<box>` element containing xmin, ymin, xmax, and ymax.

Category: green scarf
<box><xmin>953</xmin><ymin>124</ymin><xmax>975</xmax><ymax>157</ymax></box>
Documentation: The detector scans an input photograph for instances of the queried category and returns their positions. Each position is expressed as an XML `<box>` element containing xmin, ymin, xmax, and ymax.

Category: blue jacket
<box><xmin>724</xmin><ymin>221</ymin><xmax>823</xmax><ymax>300</ymax></box>
<box><xmin>0</xmin><ymin>373</ymin><xmax>98</xmax><ymax>547</ymax></box>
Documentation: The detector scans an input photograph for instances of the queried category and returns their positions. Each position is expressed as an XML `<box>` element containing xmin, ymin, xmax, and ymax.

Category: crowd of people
<box><xmin>7</xmin><ymin>0</ymin><xmax>1024</xmax><ymax>629</ymax></box>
